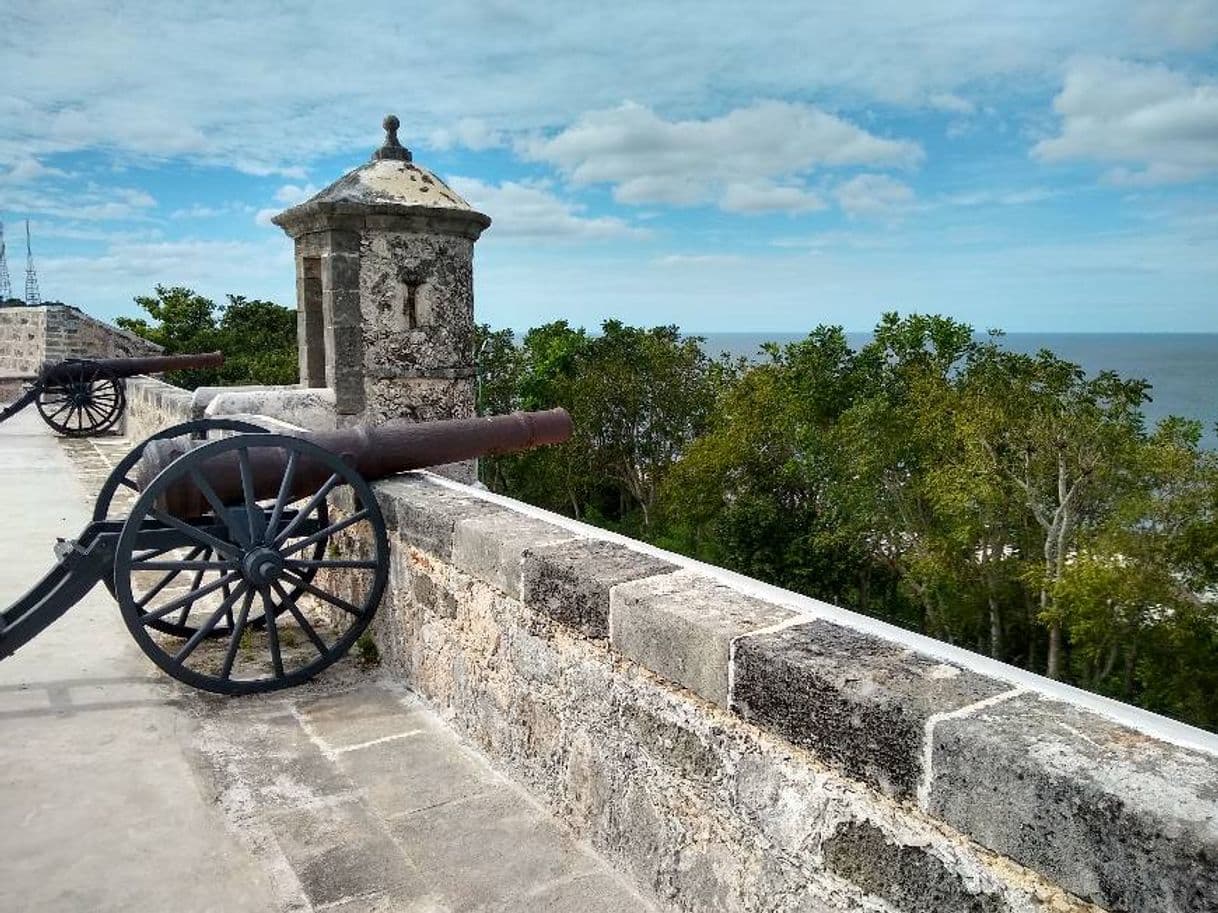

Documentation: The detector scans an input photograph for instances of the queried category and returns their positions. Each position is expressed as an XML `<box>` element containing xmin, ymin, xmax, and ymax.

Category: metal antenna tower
<box><xmin>0</xmin><ymin>222</ymin><xmax>11</xmax><ymax>300</ymax></box>
<box><xmin>24</xmin><ymin>220</ymin><xmax>40</xmax><ymax>306</ymax></box>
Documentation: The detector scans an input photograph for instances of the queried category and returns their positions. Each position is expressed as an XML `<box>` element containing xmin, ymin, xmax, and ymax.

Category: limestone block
<box><xmin>730</xmin><ymin>620</ymin><xmax>1006</xmax><ymax>797</ymax></box>
<box><xmin>203</xmin><ymin>387</ymin><xmax>337</xmax><ymax>431</ymax></box>
<box><xmin>520</xmin><ymin>538</ymin><xmax>678</xmax><ymax>639</ymax></box>
<box><xmin>929</xmin><ymin>692</ymin><xmax>1218</xmax><ymax>913</ymax></box>
<box><xmin>453</xmin><ymin>511</ymin><xmax>575</xmax><ymax>598</ymax></box>
<box><xmin>822</xmin><ymin>821</ymin><xmax>1010</xmax><ymax>913</ymax></box>
<box><xmin>374</xmin><ymin>473</ymin><xmax>506</xmax><ymax>557</ymax></box>
<box><xmin>610</xmin><ymin>570</ymin><xmax>797</xmax><ymax>708</ymax></box>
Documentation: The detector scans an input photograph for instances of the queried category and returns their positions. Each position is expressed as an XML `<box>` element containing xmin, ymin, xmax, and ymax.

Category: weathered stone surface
<box><xmin>731</xmin><ymin>620</ymin><xmax>1007</xmax><ymax>797</ymax></box>
<box><xmin>336</xmin><ymin>717</ymin><xmax>497</xmax><ymax>816</ymax></box>
<box><xmin>203</xmin><ymin>386</ymin><xmax>338</xmax><ymax>430</ymax></box>
<box><xmin>610</xmin><ymin>569</ymin><xmax>797</xmax><ymax>707</ymax></box>
<box><xmin>930</xmin><ymin>693</ymin><xmax>1218</xmax><ymax>913</ymax></box>
<box><xmin>267</xmin><ymin>799</ymin><xmax>425</xmax><ymax>907</ymax></box>
<box><xmin>325</xmin><ymin>527</ymin><xmax>1098</xmax><ymax>913</ymax></box>
<box><xmin>454</xmin><ymin>510</ymin><xmax>575</xmax><ymax>598</ymax></box>
<box><xmin>387</xmin><ymin>789</ymin><xmax>603</xmax><ymax>911</ymax></box>
<box><xmin>824</xmin><ymin>821</ymin><xmax>1010</xmax><ymax>912</ymax></box>
<box><xmin>521</xmin><ymin>537</ymin><xmax>678</xmax><ymax>638</ymax></box>
<box><xmin>375</xmin><ymin>472</ymin><xmax>506</xmax><ymax>556</ymax></box>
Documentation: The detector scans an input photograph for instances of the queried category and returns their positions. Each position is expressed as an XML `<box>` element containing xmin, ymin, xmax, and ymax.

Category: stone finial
<box><xmin>372</xmin><ymin>114</ymin><xmax>412</xmax><ymax>162</ymax></box>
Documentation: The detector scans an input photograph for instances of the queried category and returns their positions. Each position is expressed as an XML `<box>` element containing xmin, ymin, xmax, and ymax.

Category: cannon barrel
<box><xmin>138</xmin><ymin>408</ymin><xmax>573</xmax><ymax>517</ymax></box>
<box><xmin>41</xmin><ymin>351</ymin><xmax>224</xmax><ymax>383</ymax></box>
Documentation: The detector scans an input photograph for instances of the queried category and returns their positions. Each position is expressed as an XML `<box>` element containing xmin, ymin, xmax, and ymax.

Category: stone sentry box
<box><xmin>273</xmin><ymin>116</ymin><xmax>491</xmax><ymax>429</ymax></box>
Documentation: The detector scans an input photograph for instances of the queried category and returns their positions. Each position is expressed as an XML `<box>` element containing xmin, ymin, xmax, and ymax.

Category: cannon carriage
<box><xmin>0</xmin><ymin>351</ymin><xmax>224</xmax><ymax>436</ymax></box>
<box><xmin>0</xmin><ymin>409</ymin><xmax>572</xmax><ymax>694</ymax></box>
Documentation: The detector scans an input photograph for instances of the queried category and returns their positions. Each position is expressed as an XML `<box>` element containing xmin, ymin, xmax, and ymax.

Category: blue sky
<box><xmin>2</xmin><ymin>1</ymin><xmax>1217</xmax><ymax>333</ymax></box>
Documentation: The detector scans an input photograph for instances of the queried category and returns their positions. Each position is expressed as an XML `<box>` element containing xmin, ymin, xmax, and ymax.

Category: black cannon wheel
<box><xmin>35</xmin><ymin>361</ymin><xmax>125</xmax><ymax>436</ymax></box>
<box><xmin>93</xmin><ymin>418</ymin><xmax>322</xmax><ymax>642</ymax></box>
<box><xmin>114</xmin><ymin>433</ymin><xmax>389</xmax><ymax>695</ymax></box>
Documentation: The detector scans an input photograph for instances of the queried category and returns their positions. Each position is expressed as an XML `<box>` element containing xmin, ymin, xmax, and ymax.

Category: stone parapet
<box><xmin>341</xmin><ymin>470</ymin><xmax>1218</xmax><ymax>913</ymax></box>
<box><xmin>120</xmin><ymin>389</ymin><xmax>1218</xmax><ymax>913</ymax></box>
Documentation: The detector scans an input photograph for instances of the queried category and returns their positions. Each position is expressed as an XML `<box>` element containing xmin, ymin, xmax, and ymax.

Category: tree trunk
<box><xmin>1046</xmin><ymin>621</ymin><xmax>1064</xmax><ymax>680</ymax></box>
<box><xmin>988</xmin><ymin>595</ymin><xmax>1003</xmax><ymax>659</ymax></box>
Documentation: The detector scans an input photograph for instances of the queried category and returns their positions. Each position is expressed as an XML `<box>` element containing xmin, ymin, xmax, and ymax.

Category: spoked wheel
<box><xmin>36</xmin><ymin>361</ymin><xmax>125</xmax><ymax>436</ymax></box>
<box><xmin>96</xmin><ymin>419</ymin><xmax>283</xmax><ymax>641</ymax></box>
<box><xmin>114</xmin><ymin>434</ymin><xmax>389</xmax><ymax>695</ymax></box>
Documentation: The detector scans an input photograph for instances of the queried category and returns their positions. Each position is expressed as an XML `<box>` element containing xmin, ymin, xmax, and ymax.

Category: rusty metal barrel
<box><xmin>40</xmin><ymin>351</ymin><xmax>224</xmax><ymax>383</ymax></box>
<box><xmin>138</xmin><ymin>408</ymin><xmax>573</xmax><ymax>517</ymax></box>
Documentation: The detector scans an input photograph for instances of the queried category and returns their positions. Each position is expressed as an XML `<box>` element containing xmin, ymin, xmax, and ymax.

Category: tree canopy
<box><xmin>118</xmin><ymin>285</ymin><xmax>297</xmax><ymax>388</ymax></box>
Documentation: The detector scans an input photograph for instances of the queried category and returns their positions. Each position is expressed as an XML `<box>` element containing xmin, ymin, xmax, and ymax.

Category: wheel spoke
<box><xmin>220</xmin><ymin>589</ymin><xmax>255</xmax><ymax>681</ymax></box>
<box><xmin>141</xmin><ymin>570</ymin><xmax>243</xmax><ymax>622</ymax></box>
<box><xmin>259</xmin><ymin>588</ymin><xmax>286</xmax><ymax>678</ymax></box>
<box><xmin>178</xmin><ymin>548</ymin><xmax>214</xmax><ymax>627</ymax></box>
<box><xmin>280</xmin><ymin>509</ymin><xmax>370</xmax><ymax>557</ymax></box>
<box><xmin>188</xmin><ymin>468</ymin><xmax>250</xmax><ymax>547</ymax></box>
<box><xmin>132</xmin><ymin>559</ymin><xmax>232</xmax><ymax>571</ymax></box>
<box><xmin>172</xmin><ymin>582</ymin><xmax>249</xmax><ymax>666</ymax></box>
<box><xmin>135</xmin><ymin>545</ymin><xmax>204</xmax><ymax>608</ymax></box>
<box><xmin>149</xmin><ymin>508</ymin><xmax>241</xmax><ymax>558</ymax></box>
<box><xmin>119</xmin><ymin>477</ymin><xmax>139</xmax><ymax>491</ymax></box>
<box><xmin>237</xmin><ymin>448</ymin><xmax>267</xmax><ymax>542</ymax></box>
<box><xmin>271</xmin><ymin>580</ymin><xmax>329</xmax><ymax>656</ymax></box>
<box><xmin>132</xmin><ymin>542</ymin><xmax>179</xmax><ymax>563</ymax></box>
<box><xmin>264</xmin><ymin>449</ymin><xmax>298</xmax><ymax>543</ymax></box>
<box><xmin>272</xmin><ymin>473</ymin><xmax>340</xmax><ymax>546</ymax></box>
<box><xmin>279</xmin><ymin>568</ymin><xmax>366</xmax><ymax>617</ymax></box>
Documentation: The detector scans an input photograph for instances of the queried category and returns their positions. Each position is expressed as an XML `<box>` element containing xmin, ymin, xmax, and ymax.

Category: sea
<box><xmin>696</xmin><ymin>333</ymin><xmax>1218</xmax><ymax>450</ymax></box>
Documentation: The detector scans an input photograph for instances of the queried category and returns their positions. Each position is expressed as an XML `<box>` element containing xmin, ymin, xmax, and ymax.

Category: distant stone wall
<box><xmin>0</xmin><ymin>304</ymin><xmax>161</xmax><ymax>402</ymax></box>
<box><xmin>42</xmin><ymin>305</ymin><xmax>162</xmax><ymax>362</ymax></box>
<box><xmin>0</xmin><ymin>306</ymin><xmax>48</xmax><ymax>377</ymax></box>
<box><xmin>121</xmin><ymin>389</ymin><xmax>1218</xmax><ymax>913</ymax></box>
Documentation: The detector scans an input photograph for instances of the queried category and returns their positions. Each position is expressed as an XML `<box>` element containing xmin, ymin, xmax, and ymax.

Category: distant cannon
<box><xmin>0</xmin><ymin>351</ymin><xmax>224</xmax><ymax>436</ymax></box>
<box><xmin>0</xmin><ymin>409</ymin><xmax>572</xmax><ymax>694</ymax></box>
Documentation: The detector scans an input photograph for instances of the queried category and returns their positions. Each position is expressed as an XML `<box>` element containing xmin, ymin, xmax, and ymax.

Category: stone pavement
<box><xmin>0</xmin><ymin>409</ymin><xmax>654</xmax><ymax>913</ymax></box>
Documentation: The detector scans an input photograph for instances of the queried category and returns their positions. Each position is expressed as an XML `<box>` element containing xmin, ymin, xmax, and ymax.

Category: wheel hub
<box><xmin>241</xmin><ymin>547</ymin><xmax>284</xmax><ymax>587</ymax></box>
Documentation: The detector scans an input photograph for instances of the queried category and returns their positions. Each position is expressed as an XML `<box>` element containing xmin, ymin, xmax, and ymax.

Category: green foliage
<box><xmin>118</xmin><ymin>285</ymin><xmax>297</xmax><ymax>388</ymax></box>
<box><xmin>478</xmin><ymin>313</ymin><xmax>1218</xmax><ymax>730</ymax></box>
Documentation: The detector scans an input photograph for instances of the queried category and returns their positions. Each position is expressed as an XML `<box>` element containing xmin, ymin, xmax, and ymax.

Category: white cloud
<box><xmin>653</xmin><ymin>253</ymin><xmax>743</xmax><ymax>266</ymax></box>
<box><xmin>0</xmin><ymin>157</ymin><xmax>69</xmax><ymax>184</ymax></box>
<box><xmin>522</xmin><ymin>101</ymin><xmax>920</xmax><ymax>211</ymax></box>
<box><xmin>1133</xmin><ymin>0</ymin><xmax>1218</xmax><ymax>52</ymax></box>
<box><xmin>170</xmin><ymin>202</ymin><xmax>255</xmax><ymax>220</ymax></box>
<box><xmin>1033</xmin><ymin>58</ymin><xmax>1218</xmax><ymax>184</ymax></box>
<box><xmin>448</xmin><ymin>177</ymin><xmax>648</xmax><ymax>240</ymax></box>
<box><xmin>944</xmin><ymin>187</ymin><xmax>1060</xmax><ymax>207</ymax></box>
<box><xmin>429</xmin><ymin>118</ymin><xmax>505</xmax><ymax>151</ymax></box>
<box><xmin>834</xmin><ymin>174</ymin><xmax>915</xmax><ymax>217</ymax></box>
<box><xmin>928</xmin><ymin>93</ymin><xmax>976</xmax><ymax>114</ymax></box>
<box><xmin>272</xmin><ymin>183</ymin><xmax>320</xmax><ymax>205</ymax></box>
<box><xmin>38</xmin><ymin>238</ymin><xmax>294</xmax><ymax>317</ymax></box>
<box><xmin>4</xmin><ymin>184</ymin><xmax>157</xmax><ymax>221</ymax></box>
<box><xmin>1</xmin><ymin>2</ymin><xmax>1213</xmax><ymax>176</ymax></box>
<box><xmin>720</xmin><ymin>182</ymin><xmax>826</xmax><ymax>214</ymax></box>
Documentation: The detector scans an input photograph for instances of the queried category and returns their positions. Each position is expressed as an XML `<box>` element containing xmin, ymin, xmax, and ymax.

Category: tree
<box><xmin>118</xmin><ymin>285</ymin><xmax>297</xmax><ymax>388</ymax></box>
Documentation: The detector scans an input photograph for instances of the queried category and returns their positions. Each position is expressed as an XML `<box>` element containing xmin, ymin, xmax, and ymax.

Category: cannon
<box><xmin>0</xmin><ymin>408</ymin><xmax>572</xmax><ymax>694</ymax></box>
<box><xmin>0</xmin><ymin>351</ymin><xmax>224</xmax><ymax>436</ymax></box>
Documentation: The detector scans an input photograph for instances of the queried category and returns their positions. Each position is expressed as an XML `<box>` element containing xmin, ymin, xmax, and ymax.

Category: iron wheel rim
<box><xmin>114</xmin><ymin>433</ymin><xmax>388</xmax><ymax>695</ymax></box>
<box><xmin>36</xmin><ymin>362</ymin><xmax>124</xmax><ymax>437</ymax></box>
